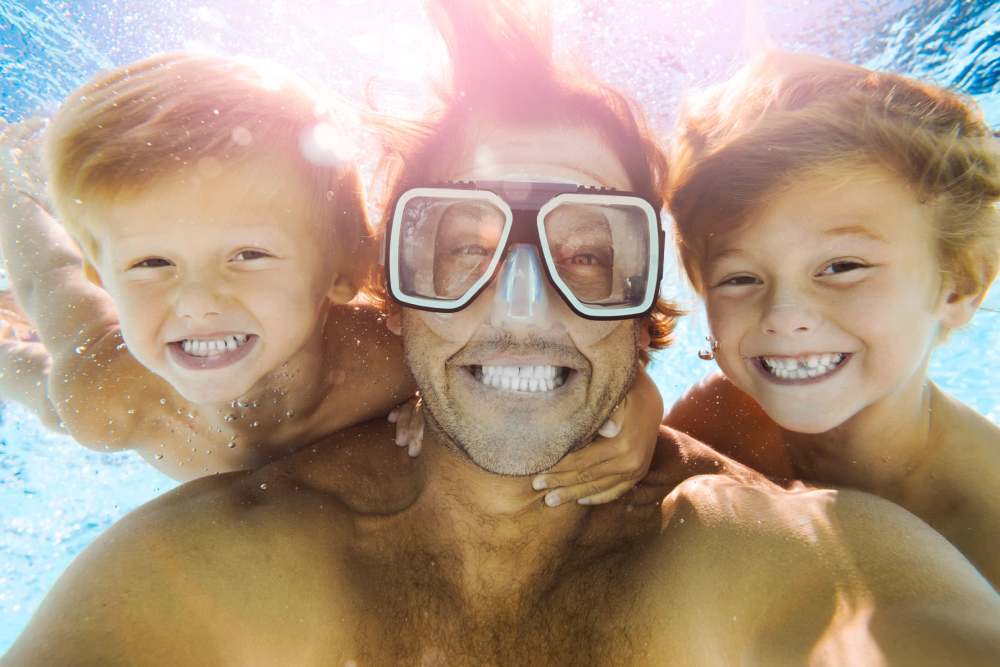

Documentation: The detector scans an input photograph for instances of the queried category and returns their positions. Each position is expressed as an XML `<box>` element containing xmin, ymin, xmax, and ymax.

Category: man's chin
<box><xmin>428</xmin><ymin>400</ymin><xmax>593</xmax><ymax>476</ymax></box>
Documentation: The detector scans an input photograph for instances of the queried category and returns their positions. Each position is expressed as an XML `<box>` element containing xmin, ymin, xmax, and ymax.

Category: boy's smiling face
<box><xmin>88</xmin><ymin>156</ymin><xmax>348</xmax><ymax>405</ymax></box>
<box><xmin>701</xmin><ymin>165</ymin><xmax>973</xmax><ymax>433</ymax></box>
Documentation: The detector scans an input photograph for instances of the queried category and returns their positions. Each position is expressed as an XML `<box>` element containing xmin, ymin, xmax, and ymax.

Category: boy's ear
<box><xmin>939</xmin><ymin>285</ymin><xmax>985</xmax><ymax>330</ymax></box>
<box><xmin>327</xmin><ymin>274</ymin><xmax>359</xmax><ymax>305</ymax></box>
<box><xmin>82</xmin><ymin>261</ymin><xmax>103</xmax><ymax>287</ymax></box>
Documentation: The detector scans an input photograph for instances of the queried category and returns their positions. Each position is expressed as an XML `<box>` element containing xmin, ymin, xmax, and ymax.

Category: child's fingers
<box><xmin>532</xmin><ymin>456</ymin><xmax>639</xmax><ymax>492</ymax></box>
<box><xmin>407</xmin><ymin>419</ymin><xmax>424</xmax><ymax>458</ymax></box>
<box><xmin>542</xmin><ymin>475</ymin><xmax>634</xmax><ymax>507</ymax></box>
<box><xmin>544</xmin><ymin>437</ymin><xmax>624</xmax><ymax>475</ymax></box>
<box><xmin>394</xmin><ymin>405</ymin><xmax>413</xmax><ymax>447</ymax></box>
<box><xmin>577</xmin><ymin>480</ymin><xmax>638</xmax><ymax>506</ymax></box>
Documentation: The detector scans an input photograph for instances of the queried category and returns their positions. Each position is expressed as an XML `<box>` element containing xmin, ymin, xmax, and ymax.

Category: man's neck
<box><xmin>411</xmin><ymin>432</ymin><xmax>595</xmax><ymax>610</ymax></box>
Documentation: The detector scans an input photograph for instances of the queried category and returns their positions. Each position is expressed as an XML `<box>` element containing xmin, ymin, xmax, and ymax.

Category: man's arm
<box><xmin>0</xmin><ymin>471</ymin><xmax>356</xmax><ymax>667</ymax></box>
<box><xmin>659</xmin><ymin>476</ymin><xmax>1000</xmax><ymax>665</ymax></box>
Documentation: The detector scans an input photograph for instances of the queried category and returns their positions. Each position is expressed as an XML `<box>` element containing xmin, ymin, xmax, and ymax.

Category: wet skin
<box><xmin>5</xmin><ymin>127</ymin><xmax>1000</xmax><ymax>666</ymax></box>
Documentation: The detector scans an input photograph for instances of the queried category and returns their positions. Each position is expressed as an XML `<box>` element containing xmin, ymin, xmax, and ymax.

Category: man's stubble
<box><xmin>402</xmin><ymin>310</ymin><xmax>639</xmax><ymax>476</ymax></box>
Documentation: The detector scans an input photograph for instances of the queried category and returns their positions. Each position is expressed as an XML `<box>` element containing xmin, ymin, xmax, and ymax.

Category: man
<box><xmin>5</xmin><ymin>2</ymin><xmax>1000</xmax><ymax>664</ymax></box>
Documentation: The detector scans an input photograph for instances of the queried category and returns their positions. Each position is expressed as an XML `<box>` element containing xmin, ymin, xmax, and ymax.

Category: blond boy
<box><xmin>664</xmin><ymin>51</ymin><xmax>1000</xmax><ymax>585</ymax></box>
<box><xmin>0</xmin><ymin>53</ymin><xmax>414</xmax><ymax>479</ymax></box>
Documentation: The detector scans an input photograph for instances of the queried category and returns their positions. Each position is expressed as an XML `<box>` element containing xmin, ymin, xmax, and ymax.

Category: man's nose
<box><xmin>490</xmin><ymin>244</ymin><xmax>556</xmax><ymax>331</ymax></box>
<box><xmin>174</xmin><ymin>279</ymin><xmax>225</xmax><ymax>322</ymax></box>
<box><xmin>760</xmin><ymin>284</ymin><xmax>820</xmax><ymax>336</ymax></box>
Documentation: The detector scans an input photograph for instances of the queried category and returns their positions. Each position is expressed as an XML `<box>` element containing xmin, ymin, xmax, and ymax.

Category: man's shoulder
<box><xmin>640</xmin><ymin>476</ymin><xmax>1000</xmax><ymax>662</ymax></box>
<box><xmin>3</xmin><ymin>466</ymin><xmax>359</xmax><ymax>666</ymax></box>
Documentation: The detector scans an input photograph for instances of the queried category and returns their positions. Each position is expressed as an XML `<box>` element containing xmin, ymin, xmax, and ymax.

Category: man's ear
<box><xmin>327</xmin><ymin>274</ymin><xmax>359</xmax><ymax>305</ymax></box>
<box><xmin>82</xmin><ymin>261</ymin><xmax>103</xmax><ymax>287</ymax></box>
<box><xmin>385</xmin><ymin>307</ymin><xmax>402</xmax><ymax>336</ymax></box>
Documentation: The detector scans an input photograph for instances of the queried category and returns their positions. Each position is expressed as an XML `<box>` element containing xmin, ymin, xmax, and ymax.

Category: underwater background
<box><xmin>0</xmin><ymin>0</ymin><xmax>997</xmax><ymax>650</ymax></box>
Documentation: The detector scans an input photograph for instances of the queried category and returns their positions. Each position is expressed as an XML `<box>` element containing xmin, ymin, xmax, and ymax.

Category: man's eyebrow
<box><xmin>824</xmin><ymin>225</ymin><xmax>887</xmax><ymax>242</ymax></box>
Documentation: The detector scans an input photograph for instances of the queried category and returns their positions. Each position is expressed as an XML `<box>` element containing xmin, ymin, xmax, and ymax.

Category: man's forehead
<box><xmin>449</xmin><ymin>123</ymin><xmax>632</xmax><ymax>190</ymax></box>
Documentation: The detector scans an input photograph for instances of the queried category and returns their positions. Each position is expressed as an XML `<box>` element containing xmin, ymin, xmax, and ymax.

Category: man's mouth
<box><xmin>756</xmin><ymin>353</ymin><xmax>849</xmax><ymax>382</ymax></box>
<box><xmin>468</xmin><ymin>364</ymin><xmax>571</xmax><ymax>393</ymax></box>
<box><xmin>167</xmin><ymin>334</ymin><xmax>258</xmax><ymax>370</ymax></box>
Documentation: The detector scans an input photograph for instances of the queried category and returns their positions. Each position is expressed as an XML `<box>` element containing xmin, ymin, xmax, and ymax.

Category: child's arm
<box><xmin>663</xmin><ymin>372</ymin><xmax>794</xmax><ymax>480</ymax></box>
<box><xmin>320</xmin><ymin>300</ymin><xmax>418</xmax><ymax>435</ymax></box>
<box><xmin>0</xmin><ymin>118</ymin><xmax>166</xmax><ymax>450</ymax></box>
<box><xmin>0</xmin><ymin>291</ymin><xmax>63</xmax><ymax>431</ymax></box>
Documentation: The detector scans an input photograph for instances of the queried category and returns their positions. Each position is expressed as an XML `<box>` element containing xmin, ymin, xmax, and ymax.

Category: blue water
<box><xmin>0</xmin><ymin>0</ymin><xmax>997</xmax><ymax>652</ymax></box>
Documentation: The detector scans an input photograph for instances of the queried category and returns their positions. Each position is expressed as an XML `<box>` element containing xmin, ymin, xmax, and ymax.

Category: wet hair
<box><xmin>668</xmin><ymin>50</ymin><xmax>1000</xmax><ymax>300</ymax></box>
<box><xmin>45</xmin><ymin>52</ymin><xmax>372</xmax><ymax>285</ymax></box>
<box><xmin>368</xmin><ymin>0</ymin><xmax>681</xmax><ymax>350</ymax></box>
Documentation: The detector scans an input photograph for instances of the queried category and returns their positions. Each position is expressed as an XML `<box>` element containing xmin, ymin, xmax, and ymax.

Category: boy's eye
<box><xmin>129</xmin><ymin>257</ymin><xmax>172</xmax><ymax>269</ymax></box>
<box><xmin>817</xmin><ymin>260</ymin><xmax>869</xmax><ymax>276</ymax></box>
<box><xmin>714</xmin><ymin>274</ymin><xmax>760</xmax><ymax>288</ymax></box>
<box><xmin>232</xmin><ymin>249</ymin><xmax>273</xmax><ymax>262</ymax></box>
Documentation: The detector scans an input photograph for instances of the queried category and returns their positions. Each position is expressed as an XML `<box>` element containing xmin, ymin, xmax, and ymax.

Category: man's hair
<box><xmin>668</xmin><ymin>50</ymin><xmax>1000</xmax><ymax>299</ymax></box>
<box><xmin>45</xmin><ymin>52</ymin><xmax>372</xmax><ymax>284</ymax></box>
<box><xmin>368</xmin><ymin>0</ymin><xmax>681</xmax><ymax>350</ymax></box>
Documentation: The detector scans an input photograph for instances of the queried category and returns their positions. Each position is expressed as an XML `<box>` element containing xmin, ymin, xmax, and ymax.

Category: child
<box><xmin>664</xmin><ymin>51</ymin><xmax>1000</xmax><ymax>585</ymax></box>
<box><xmin>0</xmin><ymin>53</ymin><xmax>661</xmax><ymax>506</ymax></box>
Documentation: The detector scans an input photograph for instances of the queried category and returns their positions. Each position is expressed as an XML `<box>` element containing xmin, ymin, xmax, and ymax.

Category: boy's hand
<box><xmin>531</xmin><ymin>368</ymin><xmax>664</xmax><ymax>507</ymax></box>
<box><xmin>387</xmin><ymin>395</ymin><xmax>424</xmax><ymax>457</ymax></box>
<box><xmin>0</xmin><ymin>290</ymin><xmax>40</xmax><ymax>342</ymax></box>
<box><xmin>0</xmin><ymin>117</ymin><xmax>51</xmax><ymax>209</ymax></box>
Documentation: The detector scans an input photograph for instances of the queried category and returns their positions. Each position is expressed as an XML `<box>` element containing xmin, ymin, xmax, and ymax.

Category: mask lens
<box><xmin>540</xmin><ymin>200</ymin><xmax>653</xmax><ymax>311</ymax></box>
<box><xmin>395</xmin><ymin>195</ymin><xmax>507</xmax><ymax>302</ymax></box>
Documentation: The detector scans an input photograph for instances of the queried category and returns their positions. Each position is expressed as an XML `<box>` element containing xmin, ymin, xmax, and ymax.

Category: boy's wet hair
<box><xmin>45</xmin><ymin>52</ymin><xmax>372</xmax><ymax>287</ymax></box>
<box><xmin>668</xmin><ymin>50</ymin><xmax>1000</xmax><ymax>300</ymax></box>
<box><xmin>368</xmin><ymin>0</ymin><xmax>681</xmax><ymax>351</ymax></box>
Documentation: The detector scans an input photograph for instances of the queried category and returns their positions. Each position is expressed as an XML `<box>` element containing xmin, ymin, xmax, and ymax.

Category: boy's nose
<box><xmin>759</xmin><ymin>289</ymin><xmax>820</xmax><ymax>336</ymax></box>
<box><xmin>174</xmin><ymin>282</ymin><xmax>225</xmax><ymax>322</ymax></box>
<box><xmin>490</xmin><ymin>244</ymin><xmax>556</xmax><ymax>332</ymax></box>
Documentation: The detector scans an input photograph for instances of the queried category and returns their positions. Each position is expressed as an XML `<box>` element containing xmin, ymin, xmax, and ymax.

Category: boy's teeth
<box><xmin>474</xmin><ymin>364</ymin><xmax>565</xmax><ymax>393</ymax></box>
<box><xmin>760</xmin><ymin>353</ymin><xmax>845</xmax><ymax>380</ymax></box>
<box><xmin>180</xmin><ymin>334</ymin><xmax>249</xmax><ymax>357</ymax></box>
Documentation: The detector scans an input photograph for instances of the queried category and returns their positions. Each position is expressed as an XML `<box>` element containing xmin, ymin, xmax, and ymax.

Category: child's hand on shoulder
<box><xmin>531</xmin><ymin>367</ymin><xmax>664</xmax><ymax>507</ymax></box>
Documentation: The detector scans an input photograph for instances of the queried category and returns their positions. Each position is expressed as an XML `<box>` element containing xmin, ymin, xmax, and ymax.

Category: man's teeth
<box><xmin>180</xmin><ymin>335</ymin><xmax>249</xmax><ymax>357</ymax></box>
<box><xmin>761</xmin><ymin>353</ymin><xmax>845</xmax><ymax>380</ymax></box>
<box><xmin>474</xmin><ymin>365</ymin><xmax>565</xmax><ymax>393</ymax></box>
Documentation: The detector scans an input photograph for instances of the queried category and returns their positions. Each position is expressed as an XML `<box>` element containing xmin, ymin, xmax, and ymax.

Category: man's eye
<box><xmin>451</xmin><ymin>244</ymin><xmax>491</xmax><ymax>257</ymax></box>
<box><xmin>567</xmin><ymin>253</ymin><xmax>605</xmax><ymax>267</ymax></box>
<box><xmin>129</xmin><ymin>257</ymin><xmax>172</xmax><ymax>269</ymax></box>
<box><xmin>818</xmin><ymin>260</ymin><xmax>869</xmax><ymax>276</ymax></box>
<box><xmin>232</xmin><ymin>249</ymin><xmax>273</xmax><ymax>262</ymax></box>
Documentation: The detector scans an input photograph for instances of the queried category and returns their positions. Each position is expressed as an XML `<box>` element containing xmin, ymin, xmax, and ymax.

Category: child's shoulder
<box><xmin>928</xmin><ymin>385</ymin><xmax>1000</xmax><ymax>587</ymax></box>
<box><xmin>665</xmin><ymin>373</ymin><xmax>793</xmax><ymax>478</ymax></box>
